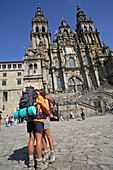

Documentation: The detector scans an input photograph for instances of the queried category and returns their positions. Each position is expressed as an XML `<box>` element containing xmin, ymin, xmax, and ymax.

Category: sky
<box><xmin>0</xmin><ymin>0</ymin><xmax>113</xmax><ymax>62</ymax></box>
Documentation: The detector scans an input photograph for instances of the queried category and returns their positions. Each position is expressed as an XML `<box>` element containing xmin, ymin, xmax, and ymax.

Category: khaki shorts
<box><xmin>43</xmin><ymin>116</ymin><xmax>50</xmax><ymax>130</ymax></box>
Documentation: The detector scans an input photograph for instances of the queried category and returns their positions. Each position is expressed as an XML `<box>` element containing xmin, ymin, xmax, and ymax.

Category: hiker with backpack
<box><xmin>39</xmin><ymin>89</ymin><xmax>56</xmax><ymax>164</ymax></box>
<box><xmin>19</xmin><ymin>86</ymin><xmax>53</xmax><ymax>169</ymax></box>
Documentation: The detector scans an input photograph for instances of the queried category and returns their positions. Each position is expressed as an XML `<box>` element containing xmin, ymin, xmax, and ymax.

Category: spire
<box><xmin>35</xmin><ymin>2</ymin><xmax>44</xmax><ymax>19</ymax></box>
<box><xmin>61</xmin><ymin>16</ymin><xmax>66</xmax><ymax>26</ymax></box>
<box><xmin>38</xmin><ymin>0</ymin><xmax>40</xmax><ymax>8</ymax></box>
<box><xmin>76</xmin><ymin>4</ymin><xmax>88</xmax><ymax>24</ymax></box>
<box><xmin>77</xmin><ymin>4</ymin><xmax>81</xmax><ymax>13</ymax></box>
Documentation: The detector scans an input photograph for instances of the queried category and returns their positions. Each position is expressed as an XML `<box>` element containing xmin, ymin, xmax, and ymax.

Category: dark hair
<box><xmin>35</xmin><ymin>89</ymin><xmax>39</xmax><ymax>92</ymax></box>
<box><xmin>39</xmin><ymin>89</ymin><xmax>46</xmax><ymax>98</ymax></box>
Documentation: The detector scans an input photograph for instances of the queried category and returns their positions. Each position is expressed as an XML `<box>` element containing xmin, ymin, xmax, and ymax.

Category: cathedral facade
<box><xmin>0</xmin><ymin>4</ymin><xmax>113</xmax><ymax>116</ymax></box>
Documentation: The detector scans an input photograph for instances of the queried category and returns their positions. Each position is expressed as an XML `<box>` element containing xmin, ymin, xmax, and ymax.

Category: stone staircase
<box><xmin>52</xmin><ymin>83</ymin><xmax>113</xmax><ymax>119</ymax></box>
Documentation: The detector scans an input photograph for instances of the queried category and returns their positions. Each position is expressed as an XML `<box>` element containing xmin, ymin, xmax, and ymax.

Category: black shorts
<box><xmin>27</xmin><ymin>121</ymin><xmax>44</xmax><ymax>133</ymax></box>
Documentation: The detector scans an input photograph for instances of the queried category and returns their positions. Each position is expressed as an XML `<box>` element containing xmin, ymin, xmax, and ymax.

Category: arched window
<box><xmin>69</xmin><ymin>85</ymin><xmax>75</xmax><ymax>92</ymax></box>
<box><xmin>88</xmin><ymin>75</ymin><xmax>93</xmax><ymax>86</ymax></box>
<box><xmin>84</xmin><ymin>26</ymin><xmax>87</xmax><ymax>32</ymax></box>
<box><xmin>34</xmin><ymin>63</ymin><xmax>37</xmax><ymax>69</ymax></box>
<box><xmin>57</xmin><ymin>77</ymin><xmax>62</xmax><ymax>89</ymax></box>
<box><xmin>68</xmin><ymin>78</ymin><xmax>74</xmax><ymax>83</ymax></box>
<box><xmin>84</xmin><ymin>60</ymin><xmax>88</xmax><ymax>66</ymax></box>
<box><xmin>29</xmin><ymin>64</ymin><xmax>32</xmax><ymax>69</ymax></box>
<box><xmin>76</xmin><ymin>77</ymin><xmax>82</xmax><ymax>82</ymax></box>
<box><xmin>77</xmin><ymin>85</ymin><xmax>83</xmax><ymax>92</ymax></box>
<box><xmin>42</xmin><ymin>26</ymin><xmax>45</xmax><ymax>32</ymax></box>
<box><xmin>80</xmin><ymin>16</ymin><xmax>83</xmax><ymax>21</ymax></box>
<box><xmin>89</xmin><ymin>26</ymin><xmax>92</xmax><ymax>32</ymax></box>
<box><xmin>55</xmin><ymin>61</ymin><xmax>59</xmax><ymax>68</ymax></box>
<box><xmin>63</xmin><ymin>29</ymin><xmax>68</xmax><ymax>36</ymax></box>
<box><xmin>69</xmin><ymin>58</ymin><xmax>75</xmax><ymax>67</ymax></box>
<box><xmin>36</xmin><ymin>26</ymin><xmax>39</xmax><ymax>32</ymax></box>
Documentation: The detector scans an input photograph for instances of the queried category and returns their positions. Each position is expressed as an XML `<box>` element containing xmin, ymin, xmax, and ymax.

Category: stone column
<box><xmin>62</xmin><ymin>70</ymin><xmax>68</xmax><ymax>89</ymax></box>
<box><xmin>85</xmin><ymin>69</ymin><xmax>91</xmax><ymax>88</ymax></box>
<box><xmin>79</xmin><ymin>49</ymin><xmax>89</xmax><ymax>89</ymax></box>
<box><xmin>87</xmin><ymin>34</ymin><xmax>92</xmax><ymax>44</ymax></box>
<box><xmin>36</xmin><ymin>35</ymin><xmax>39</xmax><ymax>47</ymax></box>
<box><xmin>94</xmin><ymin>34</ymin><xmax>99</xmax><ymax>44</ymax></box>
<box><xmin>94</xmin><ymin>67</ymin><xmax>100</xmax><ymax>87</ymax></box>
<box><xmin>82</xmin><ymin>33</ymin><xmax>87</xmax><ymax>44</ymax></box>
<box><xmin>32</xmin><ymin>36</ymin><xmax>36</xmax><ymax>49</ymax></box>
<box><xmin>52</xmin><ymin>70</ymin><xmax>57</xmax><ymax>90</ymax></box>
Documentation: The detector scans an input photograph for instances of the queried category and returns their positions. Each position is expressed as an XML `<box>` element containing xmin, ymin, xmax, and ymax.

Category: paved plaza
<box><xmin>0</xmin><ymin>114</ymin><xmax>113</xmax><ymax>170</ymax></box>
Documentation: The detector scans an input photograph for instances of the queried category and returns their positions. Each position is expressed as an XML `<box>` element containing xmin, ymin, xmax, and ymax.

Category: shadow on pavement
<box><xmin>77</xmin><ymin>119</ymin><xmax>82</xmax><ymax>121</ymax></box>
<box><xmin>8</xmin><ymin>146</ymin><xmax>36</xmax><ymax>167</ymax></box>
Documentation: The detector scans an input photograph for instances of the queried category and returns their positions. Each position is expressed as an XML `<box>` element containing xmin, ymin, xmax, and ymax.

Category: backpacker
<box><xmin>19</xmin><ymin>86</ymin><xmax>43</xmax><ymax>120</ymax></box>
<box><xmin>45</xmin><ymin>94</ymin><xmax>59</xmax><ymax>121</ymax></box>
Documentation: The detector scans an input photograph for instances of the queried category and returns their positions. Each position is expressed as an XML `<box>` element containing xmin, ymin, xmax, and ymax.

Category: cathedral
<box><xmin>0</xmin><ymin>4</ymin><xmax>113</xmax><ymax>117</ymax></box>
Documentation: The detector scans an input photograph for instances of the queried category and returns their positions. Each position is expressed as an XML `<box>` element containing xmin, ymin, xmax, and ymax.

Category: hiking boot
<box><xmin>49</xmin><ymin>151</ymin><xmax>55</xmax><ymax>164</ymax></box>
<box><xmin>36</xmin><ymin>160</ymin><xmax>48</xmax><ymax>170</ymax></box>
<box><xmin>28</xmin><ymin>159</ymin><xmax>35</xmax><ymax>169</ymax></box>
<box><xmin>43</xmin><ymin>151</ymin><xmax>49</xmax><ymax>162</ymax></box>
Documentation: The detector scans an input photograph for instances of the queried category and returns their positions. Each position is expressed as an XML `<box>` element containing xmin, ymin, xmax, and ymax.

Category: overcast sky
<box><xmin>0</xmin><ymin>0</ymin><xmax>113</xmax><ymax>61</ymax></box>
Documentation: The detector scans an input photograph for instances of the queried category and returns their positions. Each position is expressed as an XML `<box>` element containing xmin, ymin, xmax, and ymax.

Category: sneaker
<box><xmin>43</xmin><ymin>151</ymin><xmax>49</xmax><ymax>162</ymax></box>
<box><xmin>29</xmin><ymin>159</ymin><xmax>35</xmax><ymax>169</ymax></box>
<box><xmin>49</xmin><ymin>151</ymin><xmax>55</xmax><ymax>164</ymax></box>
<box><xmin>36</xmin><ymin>160</ymin><xmax>48</xmax><ymax>170</ymax></box>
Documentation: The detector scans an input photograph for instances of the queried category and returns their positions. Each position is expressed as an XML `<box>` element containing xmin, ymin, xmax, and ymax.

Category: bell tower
<box><xmin>23</xmin><ymin>3</ymin><xmax>52</xmax><ymax>91</ymax></box>
<box><xmin>30</xmin><ymin>3</ymin><xmax>51</xmax><ymax>49</ymax></box>
<box><xmin>76</xmin><ymin>5</ymin><xmax>102</xmax><ymax>47</ymax></box>
<box><xmin>76</xmin><ymin>5</ymin><xmax>102</xmax><ymax>89</ymax></box>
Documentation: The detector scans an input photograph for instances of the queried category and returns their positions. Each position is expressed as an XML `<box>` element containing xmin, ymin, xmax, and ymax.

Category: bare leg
<box><xmin>28</xmin><ymin>132</ymin><xmax>35</xmax><ymax>156</ymax></box>
<box><xmin>42</xmin><ymin>132</ymin><xmax>48</xmax><ymax>151</ymax></box>
<box><xmin>35</xmin><ymin>132</ymin><xmax>43</xmax><ymax>159</ymax></box>
<box><xmin>45</xmin><ymin>128</ymin><xmax>54</xmax><ymax>151</ymax></box>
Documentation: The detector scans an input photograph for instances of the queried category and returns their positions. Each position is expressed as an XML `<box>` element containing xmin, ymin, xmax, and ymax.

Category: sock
<box><xmin>51</xmin><ymin>150</ymin><xmax>54</xmax><ymax>153</ymax></box>
<box><xmin>37</xmin><ymin>157</ymin><xmax>42</xmax><ymax>162</ymax></box>
<box><xmin>29</xmin><ymin>155</ymin><xmax>33</xmax><ymax>160</ymax></box>
<box><xmin>44</xmin><ymin>150</ymin><xmax>48</xmax><ymax>153</ymax></box>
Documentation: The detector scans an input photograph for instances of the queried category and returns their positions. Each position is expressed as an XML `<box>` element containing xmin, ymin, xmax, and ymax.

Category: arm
<box><xmin>36</xmin><ymin>99</ymin><xmax>53</xmax><ymax>118</ymax></box>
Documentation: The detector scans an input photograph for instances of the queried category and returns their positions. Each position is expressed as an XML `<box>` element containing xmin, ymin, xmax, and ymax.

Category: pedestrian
<box><xmin>8</xmin><ymin>115</ymin><xmax>12</xmax><ymax>126</ymax></box>
<box><xmin>11</xmin><ymin>116</ymin><xmax>14</xmax><ymax>126</ymax></box>
<box><xmin>59</xmin><ymin>112</ymin><xmax>64</xmax><ymax>121</ymax></box>
<box><xmin>27</xmin><ymin>89</ymin><xmax>53</xmax><ymax>169</ymax></box>
<box><xmin>39</xmin><ymin>89</ymin><xmax>55</xmax><ymax>164</ymax></box>
<box><xmin>5</xmin><ymin>115</ymin><xmax>9</xmax><ymax>127</ymax></box>
<box><xmin>69</xmin><ymin>110</ymin><xmax>74</xmax><ymax>120</ymax></box>
<box><xmin>112</xmin><ymin>105</ymin><xmax>113</xmax><ymax>112</ymax></box>
<box><xmin>80</xmin><ymin>108</ymin><xmax>85</xmax><ymax>120</ymax></box>
<box><xmin>108</xmin><ymin>105</ymin><xmax>111</xmax><ymax>113</ymax></box>
<box><xmin>0</xmin><ymin>113</ymin><xmax>2</xmax><ymax>131</ymax></box>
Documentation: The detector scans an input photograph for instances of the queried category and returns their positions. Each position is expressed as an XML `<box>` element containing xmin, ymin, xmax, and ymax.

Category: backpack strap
<box><xmin>26</xmin><ymin>107</ymin><xmax>29</xmax><ymax>121</ymax></box>
<box><xmin>18</xmin><ymin>110</ymin><xmax>20</xmax><ymax>119</ymax></box>
<box><xmin>47</xmin><ymin>98</ymin><xmax>54</xmax><ymax>104</ymax></box>
<box><xmin>46</xmin><ymin>98</ymin><xmax>54</xmax><ymax>114</ymax></box>
<box><xmin>33</xmin><ymin>96</ymin><xmax>43</xmax><ymax>119</ymax></box>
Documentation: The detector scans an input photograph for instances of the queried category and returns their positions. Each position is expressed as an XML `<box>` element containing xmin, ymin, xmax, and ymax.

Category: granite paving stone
<box><xmin>0</xmin><ymin>114</ymin><xmax>113</xmax><ymax>169</ymax></box>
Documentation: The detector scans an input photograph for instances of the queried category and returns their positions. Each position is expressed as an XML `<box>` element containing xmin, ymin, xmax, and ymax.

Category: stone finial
<box><xmin>77</xmin><ymin>3</ymin><xmax>80</xmax><ymax>12</ymax></box>
<box><xmin>38</xmin><ymin>0</ymin><xmax>40</xmax><ymax>8</ymax></box>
